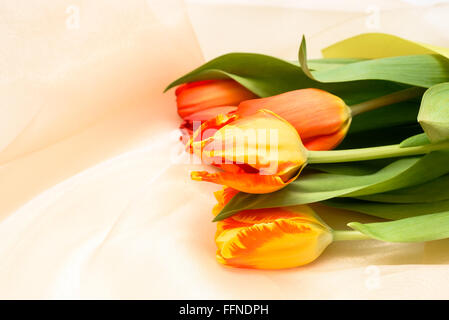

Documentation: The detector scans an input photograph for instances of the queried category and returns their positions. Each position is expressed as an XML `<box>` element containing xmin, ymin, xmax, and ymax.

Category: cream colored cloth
<box><xmin>1</xmin><ymin>0</ymin><xmax>449</xmax><ymax>299</ymax></box>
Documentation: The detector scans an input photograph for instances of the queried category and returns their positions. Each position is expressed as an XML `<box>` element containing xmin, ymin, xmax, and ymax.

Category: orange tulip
<box><xmin>176</xmin><ymin>80</ymin><xmax>257</xmax><ymax>119</ymax></box>
<box><xmin>188</xmin><ymin>109</ymin><xmax>308</xmax><ymax>193</ymax></box>
<box><xmin>237</xmin><ymin>88</ymin><xmax>351</xmax><ymax>150</ymax></box>
<box><xmin>213</xmin><ymin>188</ymin><xmax>333</xmax><ymax>269</ymax></box>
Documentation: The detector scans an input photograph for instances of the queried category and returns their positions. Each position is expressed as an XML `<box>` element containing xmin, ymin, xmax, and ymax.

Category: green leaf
<box><xmin>298</xmin><ymin>36</ymin><xmax>315</xmax><ymax>80</ymax></box>
<box><xmin>214</xmin><ymin>158</ymin><xmax>415</xmax><ymax>221</ymax></box>
<box><xmin>324</xmin><ymin>198</ymin><xmax>449</xmax><ymax>220</ymax></box>
<box><xmin>215</xmin><ymin>157</ymin><xmax>415</xmax><ymax>221</ymax></box>
<box><xmin>345</xmin><ymin>150</ymin><xmax>449</xmax><ymax>197</ymax></box>
<box><xmin>354</xmin><ymin>174</ymin><xmax>449</xmax><ymax>203</ymax></box>
<box><xmin>165</xmin><ymin>52</ymin><xmax>406</xmax><ymax>104</ymax></box>
<box><xmin>307</xmin><ymin>58</ymin><xmax>366</xmax><ymax>72</ymax></box>
<box><xmin>165</xmin><ymin>53</ymin><xmax>309</xmax><ymax>97</ymax></box>
<box><xmin>349</xmin><ymin>210</ymin><xmax>449</xmax><ymax>242</ymax></box>
<box><xmin>299</xmin><ymin>37</ymin><xmax>449</xmax><ymax>89</ymax></box>
<box><xmin>418</xmin><ymin>83</ymin><xmax>449</xmax><ymax>143</ymax></box>
<box><xmin>313</xmin><ymin>55</ymin><xmax>449</xmax><ymax>88</ymax></box>
<box><xmin>399</xmin><ymin>133</ymin><xmax>430</xmax><ymax>147</ymax></box>
<box><xmin>309</xmin><ymin>159</ymin><xmax>395</xmax><ymax>176</ymax></box>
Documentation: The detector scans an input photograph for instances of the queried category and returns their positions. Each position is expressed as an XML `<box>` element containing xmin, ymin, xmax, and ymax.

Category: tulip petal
<box><xmin>229</xmin><ymin>205</ymin><xmax>318</xmax><ymax>224</ymax></box>
<box><xmin>180</xmin><ymin>106</ymin><xmax>238</xmax><ymax>141</ymax></box>
<box><xmin>303</xmin><ymin>119</ymin><xmax>351</xmax><ymax>151</ymax></box>
<box><xmin>189</xmin><ymin>113</ymin><xmax>238</xmax><ymax>146</ymax></box>
<box><xmin>176</xmin><ymin>80</ymin><xmax>256</xmax><ymax>119</ymax></box>
<box><xmin>238</xmin><ymin>89</ymin><xmax>349</xmax><ymax>137</ymax></box>
<box><xmin>191</xmin><ymin>169</ymin><xmax>301</xmax><ymax>194</ymax></box>
<box><xmin>212</xmin><ymin>187</ymin><xmax>239</xmax><ymax>216</ymax></box>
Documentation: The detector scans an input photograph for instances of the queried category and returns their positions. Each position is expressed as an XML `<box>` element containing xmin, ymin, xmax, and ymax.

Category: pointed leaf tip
<box><xmin>418</xmin><ymin>83</ymin><xmax>449</xmax><ymax>143</ymax></box>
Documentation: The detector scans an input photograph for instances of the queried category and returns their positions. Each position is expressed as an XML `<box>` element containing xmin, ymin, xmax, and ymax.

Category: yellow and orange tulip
<box><xmin>176</xmin><ymin>79</ymin><xmax>257</xmax><ymax>119</ymax></box>
<box><xmin>213</xmin><ymin>188</ymin><xmax>333</xmax><ymax>269</ymax></box>
<box><xmin>189</xmin><ymin>109</ymin><xmax>308</xmax><ymax>193</ymax></box>
<box><xmin>237</xmin><ymin>88</ymin><xmax>352</xmax><ymax>150</ymax></box>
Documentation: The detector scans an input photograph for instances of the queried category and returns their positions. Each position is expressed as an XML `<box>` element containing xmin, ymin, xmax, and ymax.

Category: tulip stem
<box><xmin>350</xmin><ymin>87</ymin><xmax>426</xmax><ymax>116</ymax></box>
<box><xmin>333</xmin><ymin>230</ymin><xmax>371</xmax><ymax>241</ymax></box>
<box><xmin>307</xmin><ymin>140</ymin><xmax>449</xmax><ymax>164</ymax></box>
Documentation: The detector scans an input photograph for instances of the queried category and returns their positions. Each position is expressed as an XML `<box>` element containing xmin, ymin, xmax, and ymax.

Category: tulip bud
<box><xmin>237</xmin><ymin>88</ymin><xmax>352</xmax><ymax>150</ymax></box>
<box><xmin>189</xmin><ymin>109</ymin><xmax>308</xmax><ymax>194</ymax></box>
<box><xmin>213</xmin><ymin>188</ymin><xmax>333</xmax><ymax>269</ymax></box>
<box><xmin>176</xmin><ymin>80</ymin><xmax>257</xmax><ymax>119</ymax></box>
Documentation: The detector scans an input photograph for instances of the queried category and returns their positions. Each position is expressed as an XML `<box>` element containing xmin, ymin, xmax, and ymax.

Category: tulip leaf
<box><xmin>165</xmin><ymin>53</ymin><xmax>311</xmax><ymax>97</ymax></box>
<box><xmin>418</xmin><ymin>83</ymin><xmax>449</xmax><ymax>143</ymax></box>
<box><xmin>299</xmin><ymin>37</ymin><xmax>449</xmax><ymax>88</ymax></box>
<box><xmin>214</xmin><ymin>158</ymin><xmax>418</xmax><ymax>221</ymax></box>
<box><xmin>298</xmin><ymin>36</ymin><xmax>316</xmax><ymax>80</ymax></box>
<box><xmin>309</xmin><ymin>159</ymin><xmax>395</xmax><ymax>176</ymax></box>
<box><xmin>354</xmin><ymin>174</ymin><xmax>449</xmax><ymax>203</ymax></box>
<box><xmin>311</xmin><ymin>54</ymin><xmax>449</xmax><ymax>88</ymax></box>
<box><xmin>348</xmin><ymin>210</ymin><xmax>449</xmax><ymax>242</ymax></box>
<box><xmin>215</xmin><ymin>152</ymin><xmax>449</xmax><ymax>221</ymax></box>
<box><xmin>307</xmin><ymin>58</ymin><xmax>366</xmax><ymax>72</ymax></box>
<box><xmin>399</xmin><ymin>133</ymin><xmax>430</xmax><ymax>148</ymax></box>
<box><xmin>344</xmin><ymin>150</ymin><xmax>449</xmax><ymax>197</ymax></box>
<box><xmin>165</xmin><ymin>52</ymin><xmax>405</xmax><ymax>104</ymax></box>
<box><xmin>324</xmin><ymin>198</ymin><xmax>449</xmax><ymax>220</ymax></box>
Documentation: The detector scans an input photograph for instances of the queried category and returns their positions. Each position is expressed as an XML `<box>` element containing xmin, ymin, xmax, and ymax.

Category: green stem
<box><xmin>333</xmin><ymin>230</ymin><xmax>371</xmax><ymax>241</ymax></box>
<box><xmin>350</xmin><ymin>87</ymin><xmax>426</xmax><ymax>116</ymax></box>
<box><xmin>308</xmin><ymin>140</ymin><xmax>449</xmax><ymax>164</ymax></box>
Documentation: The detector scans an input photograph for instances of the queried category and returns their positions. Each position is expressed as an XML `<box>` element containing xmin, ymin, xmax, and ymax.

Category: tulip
<box><xmin>236</xmin><ymin>88</ymin><xmax>352</xmax><ymax>150</ymax></box>
<box><xmin>212</xmin><ymin>188</ymin><xmax>333</xmax><ymax>269</ymax></box>
<box><xmin>176</xmin><ymin>80</ymin><xmax>257</xmax><ymax>119</ymax></box>
<box><xmin>189</xmin><ymin>109</ymin><xmax>308</xmax><ymax>193</ymax></box>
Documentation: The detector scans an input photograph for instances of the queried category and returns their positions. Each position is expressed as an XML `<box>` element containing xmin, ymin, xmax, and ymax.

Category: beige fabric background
<box><xmin>1</xmin><ymin>0</ymin><xmax>449</xmax><ymax>299</ymax></box>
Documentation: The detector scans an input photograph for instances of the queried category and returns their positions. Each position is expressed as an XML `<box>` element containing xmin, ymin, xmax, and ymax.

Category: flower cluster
<box><xmin>173</xmin><ymin>79</ymin><xmax>348</xmax><ymax>269</ymax></box>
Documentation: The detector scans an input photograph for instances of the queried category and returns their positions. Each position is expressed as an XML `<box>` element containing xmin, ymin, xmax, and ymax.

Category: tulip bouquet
<box><xmin>166</xmin><ymin>33</ymin><xmax>449</xmax><ymax>269</ymax></box>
